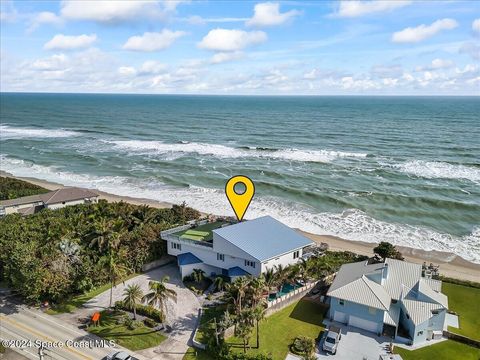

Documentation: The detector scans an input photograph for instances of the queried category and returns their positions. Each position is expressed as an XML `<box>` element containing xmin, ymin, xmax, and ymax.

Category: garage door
<box><xmin>348</xmin><ymin>316</ymin><xmax>378</xmax><ymax>333</ymax></box>
<box><xmin>333</xmin><ymin>311</ymin><xmax>347</xmax><ymax>323</ymax></box>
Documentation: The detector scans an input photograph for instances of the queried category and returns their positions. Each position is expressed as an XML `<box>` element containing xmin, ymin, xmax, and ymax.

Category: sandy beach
<box><xmin>2</xmin><ymin>171</ymin><xmax>480</xmax><ymax>282</ymax></box>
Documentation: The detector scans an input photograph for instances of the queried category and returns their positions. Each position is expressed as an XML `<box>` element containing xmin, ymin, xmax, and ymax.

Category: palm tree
<box><xmin>89</xmin><ymin>218</ymin><xmax>124</xmax><ymax>252</ymax></box>
<box><xmin>192</xmin><ymin>268</ymin><xmax>205</xmax><ymax>284</ymax></box>
<box><xmin>263</xmin><ymin>268</ymin><xmax>278</xmax><ymax>294</ymax></box>
<box><xmin>298</xmin><ymin>258</ymin><xmax>311</xmax><ymax>284</ymax></box>
<box><xmin>253</xmin><ymin>303</ymin><xmax>266</xmax><ymax>348</ymax></box>
<box><xmin>142</xmin><ymin>276</ymin><xmax>177</xmax><ymax>316</ymax></box>
<box><xmin>99</xmin><ymin>249</ymin><xmax>130</xmax><ymax>308</ymax></box>
<box><xmin>123</xmin><ymin>284</ymin><xmax>144</xmax><ymax>320</ymax></box>
<box><xmin>213</xmin><ymin>276</ymin><xmax>226</xmax><ymax>292</ymax></box>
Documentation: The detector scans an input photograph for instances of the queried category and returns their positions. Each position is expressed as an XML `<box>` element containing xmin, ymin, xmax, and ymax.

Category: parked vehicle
<box><xmin>105</xmin><ymin>351</ymin><xmax>138</xmax><ymax>360</ymax></box>
<box><xmin>322</xmin><ymin>325</ymin><xmax>342</xmax><ymax>354</ymax></box>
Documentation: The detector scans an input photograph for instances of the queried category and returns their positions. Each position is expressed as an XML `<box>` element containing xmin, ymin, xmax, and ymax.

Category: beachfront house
<box><xmin>327</xmin><ymin>258</ymin><xmax>448</xmax><ymax>345</ymax></box>
<box><xmin>0</xmin><ymin>187</ymin><xmax>99</xmax><ymax>216</ymax></box>
<box><xmin>161</xmin><ymin>215</ymin><xmax>314</xmax><ymax>280</ymax></box>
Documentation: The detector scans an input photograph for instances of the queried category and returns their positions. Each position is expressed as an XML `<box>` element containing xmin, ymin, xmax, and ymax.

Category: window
<box><xmin>339</xmin><ymin>299</ymin><xmax>344</xmax><ymax>306</ymax></box>
<box><xmin>171</xmin><ymin>242</ymin><xmax>181</xmax><ymax>250</ymax></box>
<box><xmin>417</xmin><ymin>331</ymin><xmax>423</xmax><ymax>336</ymax></box>
<box><xmin>245</xmin><ymin>260</ymin><xmax>256</xmax><ymax>268</ymax></box>
<box><xmin>293</xmin><ymin>250</ymin><xmax>300</xmax><ymax>259</ymax></box>
<box><xmin>368</xmin><ymin>307</ymin><xmax>376</xmax><ymax>315</ymax></box>
<box><xmin>217</xmin><ymin>253</ymin><xmax>225</xmax><ymax>261</ymax></box>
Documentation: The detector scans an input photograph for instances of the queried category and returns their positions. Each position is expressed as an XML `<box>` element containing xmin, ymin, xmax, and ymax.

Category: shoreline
<box><xmin>2</xmin><ymin>170</ymin><xmax>480</xmax><ymax>282</ymax></box>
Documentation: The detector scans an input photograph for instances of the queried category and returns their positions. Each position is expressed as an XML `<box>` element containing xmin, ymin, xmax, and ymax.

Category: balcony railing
<box><xmin>161</xmin><ymin>232</ymin><xmax>213</xmax><ymax>248</ymax></box>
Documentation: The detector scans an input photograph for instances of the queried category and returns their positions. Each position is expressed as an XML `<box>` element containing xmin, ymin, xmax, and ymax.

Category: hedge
<box><xmin>115</xmin><ymin>300</ymin><xmax>165</xmax><ymax>322</ymax></box>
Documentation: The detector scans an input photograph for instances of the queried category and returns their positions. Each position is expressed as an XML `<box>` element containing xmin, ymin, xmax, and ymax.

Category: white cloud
<box><xmin>28</xmin><ymin>11</ymin><xmax>63</xmax><ymax>32</ymax></box>
<box><xmin>32</xmin><ymin>54</ymin><xmax>68</xmax><ymax>71</ymax></box>
<box><xmin>44</xmin><ymin>34</ymin><xmax>97</xmax><ymax>50</ymax></box>
<box><xmin>416</xmin><ymin>58</ymin><xmax>454</xmax><ymax>71</ymax></box>
<box><xmin>118</xmin><ymin>66</ymin><xmax>137</xmax><ymax>76</ymax></box>
<box><xmin>210</xmin><ymin>51</ymin><xmax>244</xmax><ymax>64</ymax></box>
<box><xmin>60</xmin><ymin>0</ymin><xmax>184</xmax><ymax>23</ymax></box>
<box><xmin>303</xmin><ymin>68</ymin><xmax>319</xmax><ymax>79</ymax></box>
<box><xmin>198</xmin><ymin>29</ymin><xmax>267</xmax><ymax>52</ymax></box>
<box><xmin>334</xmin><ymin>0</ymin><xmax>411</xmax><ymax>18</ymax></box>
<box><xmin>392</xmin><ymin>18</ymin><xmax>458</xmax><ymax>43</ymax></box>
<box><xmin>472</xmin><ymin>19</ymin><xmax>480</xmax><ymax>33</ymax></box>
<box><xmin>139</xmin><ymin>61</ymin><xmax>167</xmax><ymax>75</ymax></box>
<box><xmin>246</xmin><ymin>2</ymin><xmax>300</xmax><ymax>27</ymax></box>
<box><xmin>122</xmin><ymin>30</ymin><xmax>186</xmax><ymax>52</ymax></box>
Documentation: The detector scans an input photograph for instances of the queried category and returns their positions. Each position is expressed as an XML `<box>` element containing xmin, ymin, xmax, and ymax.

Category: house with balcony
<box><xmin>327</xmin><ymin>258</ymin><xmax>448</xmax><ymax>345</ymax></box>
<box><xmin>161</xmin><ymin>215</ymin><xmax>314</xmax><ymax>280</ymax></box>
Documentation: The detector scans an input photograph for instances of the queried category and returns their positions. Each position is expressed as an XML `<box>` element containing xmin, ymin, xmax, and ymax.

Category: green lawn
<box><xmin>195</xmin><ymin>304</ymin><xmax>228</xmax><ymax>343</ymax></box>
<box><xmin>174</xmin><ymin>221</ymin><xmax>227</xmax><ymax>242</ymax></box>
<box><xmin>442</xmin><ymin>282</ymin><xmax>480</xmax><ymax>340</ymax></box>
<box><xmin>394</xmin><ymin>340</ymin><xmax>480</xmax><ymax>360</ymax></box>
<box><xmin>87</xmin><ymin>310</ymin><xmax>166</xmax><ymax>351</ymax></box>
<box><xmin>183</xmin><ymin>347</ymin><xmax>214</xmax><ymax>360</ymax></box>
<box><xmin>227</xmin><ymin>300</ymin><xmax>327</xmax><ymax>359</ymax></box>
<box><xmin>46</xmin><ymin>273</ymin><xmax>139</xmax><ymax>314</ymax></box>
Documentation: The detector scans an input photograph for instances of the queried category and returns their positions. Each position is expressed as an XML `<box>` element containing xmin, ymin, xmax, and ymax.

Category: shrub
<box><xmin>436</xmin><ymin>275</ymin><xmax>480</xmax><ymax>289</ymax></box>
<box><xmin>291</xmin><ymin>336</ymin><xmax>315</xmax><ymax>356</ymax></box>
<box><xmin>183</xmin><ymin>275</ymin><xmax>193</xmax><ymax>282</ymax></box>
<box><xmin>115</xmin><ymin>301</ymin><xmax>165</xmax><ymax>322</ymax></box>
<box><xmin>143</xmin><ymin>318</ymin><xmax>157</xmax><ymax>328</ymax></box>
<box><xmin>207</xmin><ymin>294</ymin><xmax>213</xmax><ymax>300</ymax></box>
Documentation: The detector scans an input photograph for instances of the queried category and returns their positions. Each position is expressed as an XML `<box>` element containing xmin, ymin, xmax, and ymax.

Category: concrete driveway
<box><xmin>317</xmin><ymin>322</ymin><xmax>390</xmax><ymax>360</ymax></box>
<box><xmin>58</xmin><ymin>263</ymin><xmax>201</xmax><ymax>360</ymax></box>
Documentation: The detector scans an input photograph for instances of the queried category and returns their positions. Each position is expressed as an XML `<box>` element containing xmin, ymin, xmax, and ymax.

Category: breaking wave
<box><xmin>395</xmin><ymin>160</ymin><xmax>480</xmax><ymax>183</ymax></box>
<box><xmin>0</xmin><ymin>125</ymin><xmax>79</xmax><ymax>139</ymax></box>
<box><xmin>1</xmin><ymin>154</ymin><xmax>478</xmax><ymax>264</ymax></box>
<box><xmin>109</xmin><ymin>140</ymin><xmax>368</xmax><ymax>163</ymax></box>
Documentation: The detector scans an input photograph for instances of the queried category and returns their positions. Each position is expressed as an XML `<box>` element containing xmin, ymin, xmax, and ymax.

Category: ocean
<box><xmin>1</xmin><ymin>93</ymin><xmax>479</xmax><ymax>263</ymax></box>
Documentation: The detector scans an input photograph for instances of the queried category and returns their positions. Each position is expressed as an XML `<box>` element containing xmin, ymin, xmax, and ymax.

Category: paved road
<box><xmin>0</xmin><ymin>298</ymin><xmax>117</xmax><ymax>360</ymax></box>
<box><xmin>54</xmin><ymin>264</ymin><xmax>202</xmax><ymax>360</ymax></box>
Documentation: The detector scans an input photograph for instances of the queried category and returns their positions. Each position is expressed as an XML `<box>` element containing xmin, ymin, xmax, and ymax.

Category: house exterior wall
<box><xmin>179</xmin><ymin>262</ymin><xmax>222</xmax><ymax>279</ymax></box>
<box><xmin>46</xmin><ymin>197</ymin><xmax>98</xmax><ymax>210</ymax></box>
<box><xmin>411</xmin><ymin>309</ymin><xmax>446</xmax><ymax>343</ymax></box>
<box><xmin>328</xmin><ymin>297</ymin><xmax>385</xmax><ymax>334</ymax></box>
<box><xmin>3</xmin><ymin>201</ymin><xmax>43</xmax><ymax>214</ymax></box>
<box><xmin>167</xmin><ymin>239</ymin><xmax>261</xmax><ymax>276</ymax></box>
<box><xmin>261</xmin><ymin>247</ymin><xmax>304</xmax><ymax>272</ymax></box>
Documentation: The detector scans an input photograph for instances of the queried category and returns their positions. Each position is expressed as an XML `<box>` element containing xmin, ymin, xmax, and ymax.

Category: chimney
<box><xmin>382</xmin><ymin>263</ymin><xmax>389</xmax><ymax>281</ymax></box>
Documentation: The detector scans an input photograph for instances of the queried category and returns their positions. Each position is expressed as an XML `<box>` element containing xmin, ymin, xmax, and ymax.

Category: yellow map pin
<box><xmin>225</xmin><ymin>175</ymin><xmax>255</xmax><ymax>221</ymax></box>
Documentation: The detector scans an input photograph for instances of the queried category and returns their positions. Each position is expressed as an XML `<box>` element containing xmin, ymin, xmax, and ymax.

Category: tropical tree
<box><xmin>374</xmin><ymin>241</ymin><xmax>404</xmax><ymax>261</ymax></box>
<box><xmin>213</xmin><ymin>276</ymin><xmax>226</xmax><ymax>292</ymax></box>
<box><xmin>99</xmin><ymin>249</ymin><xmax>130</xmax><ymax>308</ymax></box>
<box><xmin>142</xmin><ymin>276</ymin><xmax>177</xmax><ymax>315</ymax></box>
<box><xmin>89</xmin><ymin>218</ymin><xmax>124</xmax><ymax>252</ymax></box>
<box><xmin>122</xmin><ymin>283</ymin><xmax>144</xmax><ymax>320</ymax></box>
<box><xmin>263</xmin><ymin>268</ymin><xmax>278</xmax><ymax>293</ymax></box>
<box><xmin>192</xmin><ymin>268</ymin><xmax>206</xmax><ymax>284</ymax></box>
<box><xmin>236</xmin><ymin>308</ymin><xmax>255</xmax><ymax>353</ymax></box>
<box><xmin>253</xmin><ymin>303</ymin><xmax>266</xmax><ymax>348</ymax></box>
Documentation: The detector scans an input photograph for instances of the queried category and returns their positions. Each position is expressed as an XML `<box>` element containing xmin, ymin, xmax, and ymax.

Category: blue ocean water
<box><xmin>1</xmin><ymin>93</ymin><xmax>479</xmax><ymax>262</ymax></box>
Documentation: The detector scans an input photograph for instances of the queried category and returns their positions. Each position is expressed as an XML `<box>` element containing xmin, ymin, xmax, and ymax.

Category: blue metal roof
<box><xmin>228</xmin><ymin>266</ymin><xmax>251</xmax><ymax>277</ymax></box>
<box><xmin>213</xmin><ymin>216</ymin><xmax>314</xmax><ymax>261</ymax></box>
<box><xmin>177</xmin><ymin>252</ymin><xmax>203</xmax><ymax>266</ymax></box>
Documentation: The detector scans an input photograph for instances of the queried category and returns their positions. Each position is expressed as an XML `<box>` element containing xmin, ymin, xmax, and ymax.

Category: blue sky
<box><xmin>1</xmin><ymin>0</ymin><xmax>479</xmax><ymax>95</ymax></box>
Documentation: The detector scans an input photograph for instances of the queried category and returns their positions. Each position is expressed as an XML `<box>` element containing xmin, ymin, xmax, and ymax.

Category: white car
<box><xmin>105</xmin><ymin>351</ymin><xmax>138</xmax><ymax>360</ymax></box>
<box><xmin>322</xmin><ymin>325</ymin><xmax>342</xmax><ymax>354</ymax></box>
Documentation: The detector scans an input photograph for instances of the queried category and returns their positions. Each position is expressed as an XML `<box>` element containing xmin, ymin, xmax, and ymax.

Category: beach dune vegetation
<box><xmin>0</xmin><ymin>199</ymin><xmax>200</xmax><ymax>304</ymax></box>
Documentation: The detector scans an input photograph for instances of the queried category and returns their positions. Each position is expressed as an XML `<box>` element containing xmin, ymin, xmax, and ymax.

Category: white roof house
<box><xmin>162</xmin><ymin>215</ymin><xmax>314</xmax><ymax>279</ymax></box>
<box><xmin>327</xmin><ymin>258</ymin><xmax>448</xmax><ymax>345</ymax></box>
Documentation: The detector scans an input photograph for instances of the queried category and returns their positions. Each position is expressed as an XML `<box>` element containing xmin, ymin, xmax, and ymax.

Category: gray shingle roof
<box><xmin>328</xmin><ymin>261</ymin><xmax>384</xmax><ymax>293</ymax></box>
<box><xmin>402</xmin><ymin>298</ymin><xmax>444</xmax><ymax>325</ymax></box>
<box><xmin>384</xmin><ymin>258</ymin><xmax>422</xmax><ymax>300</ymax></box>
<box><xmin>0</xmin><ymin>194</ymin><xmax>43</xmax><ymax>207</ymax></box>
<box><xmin>40</xmin><ymin>187</ymin><xmax>98</xmax><ymax>204</ymax></box>
<box><xmin>0</xmin><ymin>187</ymin><xmax>98</xmax><ymax>207</ymax></box>
<box><xmin>213</xmin><ymin>216</ymin><xmax>314</xmax><ymax>261</ymax></box>
<box><xmin>328</xmin><ymin>275</ymin><xmax>391</xmax><ymax>310</ymax></box>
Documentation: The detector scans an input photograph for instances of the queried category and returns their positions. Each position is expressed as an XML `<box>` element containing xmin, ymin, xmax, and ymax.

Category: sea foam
<box><xmin>2</xmin><ymin>155</ymin><xmax>479</xmax><ymax>264</ymax></box>
<box><xmin>0</xmin><ymin>125</ymin><xmax>79</xmax><ymax>139</ymax></box>
<box><xmin>396</xmin><ymin>160</ymin><xmax>480</xmax><ymax>183</ymax></box>
<box><xmin>109</xmin><ymin>140</ymin><xmax>367</xmax><ymax>163</ymax></box>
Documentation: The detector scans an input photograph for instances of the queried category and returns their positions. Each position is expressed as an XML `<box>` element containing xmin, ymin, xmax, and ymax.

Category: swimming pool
<box><xmin>268</xmin><ymin>282</ymin><xmax>302</xmax><ymax>301</ymax></box>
